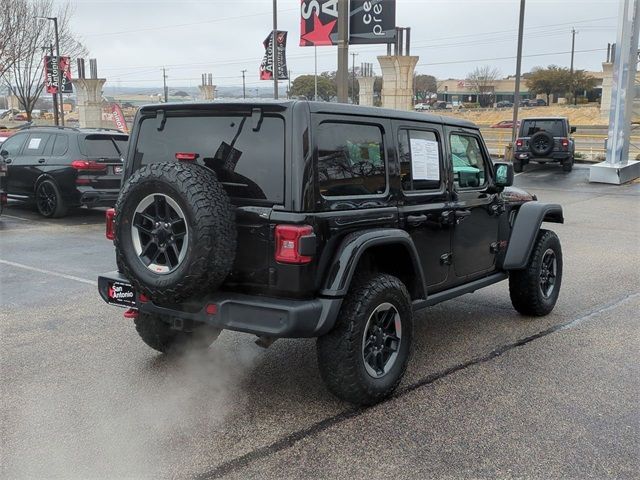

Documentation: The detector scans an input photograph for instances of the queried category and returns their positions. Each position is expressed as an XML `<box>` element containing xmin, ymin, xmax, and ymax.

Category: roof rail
<box><xmin>22</xmin><ymin>125</ymin><xmax>82</xmax><ymax>132</ymax></box>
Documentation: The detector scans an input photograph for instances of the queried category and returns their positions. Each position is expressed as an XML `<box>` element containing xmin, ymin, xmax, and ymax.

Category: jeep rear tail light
<box><xmin>515</xmin><ymin>139</ymin><xmax>524</xmax><ymax>148</ymax></box>
<box><xmin>275</xmin><ymin>225</ymin><xmax>314</xmax><ymax>264</ymax></box>
<box><xmin>561</xmin><ymin>138</ymin><xmax>569</xmax><ymax>149</ymax></box>
<box><xmin>175</xmin><ymin>152</ymin><xmax>199</xmax><ymax>161</ymax></box>
<box><xmin>71</xmin><ymin>160</ymin><xmax>107</xmax><ymax>172</ymax></box>
<box><xmin>105</xmin><ymin>208</ymin><xmax>116</xmax><ymax>240</ymax></box>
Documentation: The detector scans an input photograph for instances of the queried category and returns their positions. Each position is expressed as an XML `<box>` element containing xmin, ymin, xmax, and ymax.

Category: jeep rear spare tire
<box><xmin>114</xmin><ymin>162</ymin><xmax>236</xmax><ymax>304</ymax></box>
<box><xmin>529</xmin><ymin>131</ymin><xmax>554</xmax><ymax>157</ymax></box>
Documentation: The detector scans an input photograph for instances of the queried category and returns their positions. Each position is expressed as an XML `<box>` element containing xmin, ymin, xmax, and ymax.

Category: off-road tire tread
<box><xmin>562</xmin><ymin>156</ymin><xmax>574</xmax><ymax>172</ymax></box>
<box><xmin>317</xmin><ymin>273</ymin><xmax>412</xmax><ymax>406</ymax></box>
<box><xmin>509</xmin><ymin>229</ymin><xmax>562</xmax><ymax>316</ymax></box>
<box><xmin>513</xmin><ymin>160</ymin><xmax>523</xmax><ymax>173</ymax></box>
<box><xmin>114</xmin><ymin>162</ymin><xmax>236</xmax><ymax>303</ymax></box>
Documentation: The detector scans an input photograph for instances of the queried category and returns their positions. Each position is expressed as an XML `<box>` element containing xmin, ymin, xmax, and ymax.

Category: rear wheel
<box><xmin>509</xmin><ymin>229</ymin><xmax>562</xmax><ymax>316</ymax></box>
<box><xmin>513</xmin><ymin>159</ymin><xmax>523</xmax><ymax>173</ymax></box>
<box><xmin>134</xmin><ymin>312</ymin><xmax>220</xmax><ymax>354</ymax></box>
<box><xmin>562</xmin><ymin>156</ymin><xmax>574</xmax><ymax>172</ymax></box>
<box><xmin>317</xmin><ymin>274</ymin><xmax>413</xmax><ymax>406</ymax></box>
<box><xmin>36</xmin><ymin>179</ymin><xmax>68</xmax><ymax>218</ymax></box>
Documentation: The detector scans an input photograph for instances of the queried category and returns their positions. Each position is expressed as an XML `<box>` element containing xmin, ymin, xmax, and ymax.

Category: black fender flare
<box><xmin>503</xmin><ymin>202</ymin><xmax>564</xmax><ymax>270</ymax></box>
<box><xmin>320</xmin><ymin>228</ymin><xmax>427</xmax><ymax>298</ymax></box>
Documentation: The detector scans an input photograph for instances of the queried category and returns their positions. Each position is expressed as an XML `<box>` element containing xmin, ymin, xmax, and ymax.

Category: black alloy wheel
<box><xmin>35</xmin><ymin>180</ymin><xmax>67</xmax><ymax>218</ymax></box>
<box><xmin>131</xmin><ymin>193</ymin><xmax>189</xmax><ymax>274</ymax></box>
<box><xmin>361</xmin><ymin>302</ymin><xmax>402</xmax><ymax>378</ymax></box>
<box><xmin>538</xmin><ymin>248</ymin><xmax>557</xmax><ymax>299</ymax></box>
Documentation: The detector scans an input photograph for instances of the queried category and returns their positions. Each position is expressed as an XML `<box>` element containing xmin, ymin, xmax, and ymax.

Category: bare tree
<box><xmin>0</xmin><ymin>0</ymin><xmax>29</xmax><ymax>77</ymax></box>
<box><xmin>3</xmin><ymin>0</ymin><xmax>87</xmax><ymax>120</ymax></box>
<box><xmin>467</xmin><ymin>66</ymin><xmax>500</xmax><ymax>107</ymax></box>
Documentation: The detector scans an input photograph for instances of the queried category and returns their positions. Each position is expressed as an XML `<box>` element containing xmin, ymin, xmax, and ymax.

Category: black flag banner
<box><xmin>349</xmin><ymin>0</ymin><xmax>396</xmax><ymax>45</ymax></box>
<box><xmin>260</xmin><ymin>30</ymin><xmax>289</xmax><ymax>80</ymax></box>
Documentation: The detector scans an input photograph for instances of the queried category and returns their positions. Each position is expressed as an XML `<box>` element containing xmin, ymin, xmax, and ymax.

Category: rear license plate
<box><xmin>107</xmin><ymin>280</ymin><xmax>136</xmax><ymax>307</ymax></box>
<box><xmin>114</xmin><ymin>165</ymin><xmax>123</xmax><ymax>175</ymax></box>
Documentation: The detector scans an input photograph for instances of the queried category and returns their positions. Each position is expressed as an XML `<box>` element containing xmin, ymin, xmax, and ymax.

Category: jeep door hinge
<box><xmin>440</xmin><ymin>253</ymin><xmax>453</xmax><ymax>265</ymax></box>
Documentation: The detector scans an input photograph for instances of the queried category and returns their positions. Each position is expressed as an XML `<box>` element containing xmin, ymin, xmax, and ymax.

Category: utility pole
<box><xmin>241</xmin><ymin>69</ymin><xmax>247</xmax><ymax>99</ymax></box>
<box><xmin>351</xmin><ymin>52</ymin><xmax>359</xmax><ymax>104</ymax></box>
<box><xmin>570</xmin><ymin>28</ymin><xmax>578</xmax><ymax>105</ymax></box>
<box><xmin>162</xmin><ymin>67</ymin><xmax>168</xmax><ymax>103</ymax></box>
<box><xmin>314</xmin><ymin>45</ymin><xmax>318</xmax><ymax>101</ymax></box>
<box><xmin>272</xmin><ymin>0</ymin><xmax>279</xmax><ymax>99</ymax></box>
<box><xmin>511</xmin><ymin>0</ymin><xmax>526</xmax><ymax>146</ymax></box>
<box><xmin>337</xmin><ymin>0</ymin><xmax>349</xmax><ymax>103</ymax></box>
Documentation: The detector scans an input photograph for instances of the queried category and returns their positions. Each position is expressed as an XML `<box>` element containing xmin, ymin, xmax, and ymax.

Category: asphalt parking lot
<box><xmin>1</xmin><ymin>164</ymin><xmax>638</xmax><ymax>479</ymax></box>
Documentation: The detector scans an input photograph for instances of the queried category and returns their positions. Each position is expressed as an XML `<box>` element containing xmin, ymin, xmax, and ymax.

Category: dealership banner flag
<box><xmin>44</xmin><ymin>56</ymin><xmax>73</xmax><ymax>94</ymax></box>
<box><xmin>260</xmin><ymin>30</ymin><xmax>289</xmax><ymax>80</ymax></box>
<box><xmin>300</xmin><ymin>0</ymin><xmax>339</xmax><ymax>46</ymax></box>
<box><xmin>349</xmin><ymin>0</ymin><xmax>396</xmax><ymax>44</ymax></box>
<box><xmin>111</xmin><ymin>103</ymin><xmax>129</xmax><ymax>133</ymax></box>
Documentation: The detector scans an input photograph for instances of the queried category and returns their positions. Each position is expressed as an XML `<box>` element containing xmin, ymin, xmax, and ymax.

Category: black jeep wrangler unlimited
<box><xmin>514</xmin><ymin>117</ymin><xmax>576</xmax><ymax>173</ymax></box>
<box><xmin>99</xmin><ymin>101</ymin><xmax>564</xmax><ymax>405</ymax></box>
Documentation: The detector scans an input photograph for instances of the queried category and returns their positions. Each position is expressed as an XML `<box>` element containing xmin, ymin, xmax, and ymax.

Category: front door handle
<box><xmin>38</xmin><ymin>158</ymin><xmax>46</xmax><ymax>164</ymax></box>
<box><xmin>455</xmin><ymin>209</ymin><xmax>471</xmax><ymax>218</ymax></box>
<box><xmin>4</xmin><ymin>158</ymin><xmax>12</xmax><ymax>164</ymax></box>
<box><xmin>407</xmin><ymin>214</ymin><xmax>427</xmax><ymax>226</ymax></box>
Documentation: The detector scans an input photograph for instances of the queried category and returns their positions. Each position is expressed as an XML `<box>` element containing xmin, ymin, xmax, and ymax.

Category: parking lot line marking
<box><xmin>0</xmin><ymin>259</ymin><xmax>98</xmax><ymax>286</ymax></box>
<box><xmin>195</xmin><ymin>291</ymin><xmax>639</xmax><ymax>480</ymax></box>
<box><xmin>1</xmin><ymin>214</ymin><xmax>33</xmax><ymax>222</ymax></box>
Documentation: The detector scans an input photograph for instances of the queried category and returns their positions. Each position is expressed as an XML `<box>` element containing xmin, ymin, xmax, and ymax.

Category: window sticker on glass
<box><xmin>410</xmin><ymin>138</ymin><xmax>440</xmax><ymax>181</ymax></box>
<box><xmin>28</xmin><ymin>138</ymin><xmax>42</xmax><ymax>150</ymax></box>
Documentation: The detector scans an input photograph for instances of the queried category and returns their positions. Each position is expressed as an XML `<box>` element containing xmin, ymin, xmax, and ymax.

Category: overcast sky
<box><xmin>57</xmin><ymin>0</ymin><xmax>620</xmax><ymax>90</ymax></box>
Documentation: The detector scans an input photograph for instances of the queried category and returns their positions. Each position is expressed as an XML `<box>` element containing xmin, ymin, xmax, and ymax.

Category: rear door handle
<box><xmin>38</xmin><ymin>158</ymin><xmax>46</xmax><ymax>164</ymax></box>
<box><xmin>455</xmin><ymin>210</ymin><xmax>471</xmax><ymax>218</ymax></box>
<box><xmin>407</xmin><ymin>214</ymin><xmax>427</xmax><ymax>226</ymax></box>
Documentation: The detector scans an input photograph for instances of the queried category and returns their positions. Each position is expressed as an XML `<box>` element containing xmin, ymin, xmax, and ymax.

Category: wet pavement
<box><xmin>1</xmin><ymin>164</ymin><xmax>638</xmax><ymax>479</ymax></box>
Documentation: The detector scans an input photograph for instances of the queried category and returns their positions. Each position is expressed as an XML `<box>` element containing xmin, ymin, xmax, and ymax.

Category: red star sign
<box><xmin>301</xmin><ymin>13</ymin><xmax>337</xmax><ymax>46</ymax></box>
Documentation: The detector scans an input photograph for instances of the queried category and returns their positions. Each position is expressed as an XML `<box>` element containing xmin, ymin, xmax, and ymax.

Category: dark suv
<box><xmin>514</xmin><ymin>117</ymin><xmax>576</xmax><ymax>173</ymax></box>
<box><xmin>98</xmin><ymin>101</ymin><xmax>564</xmax><ymax>405</ymax></box>
<box><xmin>0</xmin><ymin>126</ymin><xmax>127</xmax><ymax>217</ymax></box>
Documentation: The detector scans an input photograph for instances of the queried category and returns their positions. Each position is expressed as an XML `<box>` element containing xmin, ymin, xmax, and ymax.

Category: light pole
<box><xmin>36</xmin><ymin>16</ymin><xmax>64</xmax><ymax>126</ymax></box>
<box><xmin>511</xmin><ymin>0</ymin><xmax>526</xmax><ymax>146</ymax></box>
<box><xmin>42</xmin><ymin>43</ymin><xmax>59</xmax><ymax>126</ymax></box>
<box><xmin>241</xmin><ymin>69</ymin><xmax>247</xmax><ymax>99</ymax></box>
<box><xmin>272</xmin><ymin>0</ymin><xmax>278</xmax><ymax>99</ymax></box>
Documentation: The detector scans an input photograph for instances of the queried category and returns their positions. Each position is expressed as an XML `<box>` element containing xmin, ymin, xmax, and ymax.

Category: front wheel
<box><xmin>134</xmin><ymin>312</ymin><xmax>221</xmax><ymax>354</ymax></box>
<box><xmin>509</xmin><ymin>229</ymin><xmax>562</xmax><ymax>316</ymax></box>
<box><xmin>317</xmin><ymin>274</ymin><xmax>413</xmax><ymax>406</ymax></box>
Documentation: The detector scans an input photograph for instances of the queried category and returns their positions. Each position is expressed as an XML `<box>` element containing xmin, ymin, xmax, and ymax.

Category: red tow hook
<box><xmin>123</xmin><ymin>308</ymin><xmax>139</xmax><ymax>319</ymax></box>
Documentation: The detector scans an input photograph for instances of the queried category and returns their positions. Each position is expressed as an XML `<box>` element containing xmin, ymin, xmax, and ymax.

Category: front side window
<box><xmin>398</xmin><ymin>129</ymin><xmax>441</xmax><ymax>191</ymax></box>
<box><xmin>317</xmin><ymin>122</ymin><xmax>386</xmax><ymax>197</ymax></box>
<box><xmin>0</xmin><ymin>133</ymin><xmax>27</xmax><ymax>156</ymax></box>
<box><xmin>450</xmin><ymin>134</ymin><xmax>487</xmax><ymax>189</ymax></box>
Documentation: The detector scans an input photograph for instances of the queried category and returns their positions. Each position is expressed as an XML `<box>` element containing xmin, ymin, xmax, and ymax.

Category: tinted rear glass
<box><xmin>133</xmin><ymin>114</ymin><xmax>285</xmax><ymax>203</ymax></box>
<box><xmin>82</xmin><ymin>135</ymin><xmax>128</xmax><ymax>158</ymax></box>
<box><xmin>521</xmin><ymin>120</ymin><xmax>565</xmax><ymax>137</ymax></box>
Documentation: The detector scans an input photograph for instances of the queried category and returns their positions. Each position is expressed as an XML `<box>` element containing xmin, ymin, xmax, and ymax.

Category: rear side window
<box><xmin>81</xmin><ymin>135</ymin><xmax>127</xmax><ymax>158</ymax></box>
<box><xmin>24</xmin><ymin>133</ymin><xmax>51</xmax><ymax>155</ymax></box>
<box><xmin>51</xmin><ymin>135</ymin><xmax>69</xmax><ymax>156</ymax></box>
<box><xmin>317</xmin><ymin>122</ymin><xmax>386</xmax><ymax>197</ymax></box>
<box><xmin>521</xmin><ymin>119</ymin><xmax>565</xmax><ymax>137</ymax></box>
<box><xmin>134</xmin><ymin>114</ymin><xmax>285</xmax><ymax>203</ymax></box>
<box><xmin>398</xmin><ymin>129</ymin><xmax>441</xmax><ymax>191</ymax></box>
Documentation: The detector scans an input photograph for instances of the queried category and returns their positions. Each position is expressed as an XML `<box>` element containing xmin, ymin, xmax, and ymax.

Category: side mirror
<box><xmin>570</xmin><ymin>126</ymin><xmax>577</xmax><ymax>134</ymax></box>
<box><xmin>0</xmin><ymin>150</ymin><xmax>8</xmax><ymax>159</ymax></box>
<box><xmin>494</xmin><ymin>162</ymin><xmax>514</xmax><ymax>188</ymax></box>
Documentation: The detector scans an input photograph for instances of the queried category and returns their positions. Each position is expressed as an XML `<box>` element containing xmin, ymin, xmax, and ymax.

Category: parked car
<box><xmin>0</xmin><ymin>126</ymin><xmax>128</xmax><ymax>217</ymax></box>
<box><xmin>490</xmin><ymin>120</ymin><xmax>520</xmax><ymax>129</ymax></box>
<box><xmin>496</xmin><ymin>101</ymin><xmax>513</xmax><ymax>108</ymax></box>
<box><xmin>98</xmin><ymin>101</ymin><xmax>564</xmax><ymax>406</ymax></box>
<box><xmin>514</xmin><ymin>117</ymin><xmax>576</xmax><ymax>172</ymax></box>
<box><xmin>433</xmin><ymin>101</ymin><xmax>453</xmax><ymax>110</ymax></box>
<box><xmin>531</xmin><ymin>99</ymin><xmax>547</xmax><ymax>107</ymax></box>
<box><xmin>414</xmin><ymin>103</ymin><xmax>430</xmax><ymax>111</ymax></box>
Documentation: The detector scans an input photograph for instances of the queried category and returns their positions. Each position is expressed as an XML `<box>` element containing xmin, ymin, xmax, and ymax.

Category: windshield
<box><xmin>133</xmin><ymin>114</ymin><xmax>285</xmax><ymax>203</ymax></box>
<box><xmin>521</xmin><ymin>119</ymin><xmax>565</xmax><ymax>137</ymax></box>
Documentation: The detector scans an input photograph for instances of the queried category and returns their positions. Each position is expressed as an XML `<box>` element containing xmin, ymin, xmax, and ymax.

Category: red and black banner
<box><xmin>300</xmin><ymin>0</ymin><xmax>339</xmax><ymax>46</ymax></box>
<box><xmin>111</xmin><ymin>103</ymin><xmax>129</xmax><ymax>133</ymax></box>
<box><xmin>45</xmin><ymin>56</ymin><xmax>73</xmax><ymax>94</ymax></box>
<box><xmin>349</xmin><ymin>0</ymin><xmax>396</xmax><ymax>44</ymax></box>
<box><xmin>260</xmin><ymin>30</ymin><xmax>289</xmax><ymax>80</ymax></box>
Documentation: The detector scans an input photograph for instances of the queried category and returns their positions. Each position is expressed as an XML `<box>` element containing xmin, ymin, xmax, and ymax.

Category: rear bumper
<box><xmin>98</xmin><ymin>271</ymin><xmax>342</xmax><ymax>338</ymax></box>
<box><xmin>515</xmin><ymin>152</ymin><xmax>571</xmax><ymax>162</ymax></box>
<box><xmin>79</xmin><ymin>189</ymin><xmax>120</xmax><ymax>208</ymax></box>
